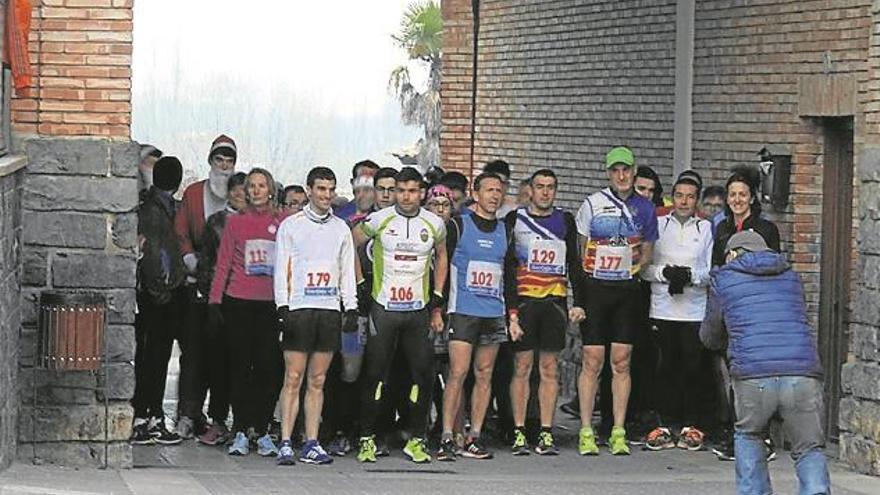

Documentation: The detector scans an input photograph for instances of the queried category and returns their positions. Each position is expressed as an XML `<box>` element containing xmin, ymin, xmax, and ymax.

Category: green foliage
<box><xmin>392</xmin><ymin>0</ymin><xmax>442</xmax><ymax>61</ymax></box>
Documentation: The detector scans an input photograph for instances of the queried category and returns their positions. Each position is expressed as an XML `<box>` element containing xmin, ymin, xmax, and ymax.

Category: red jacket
<box><xmin>175</xmin><ymin>180</ymin><xmax>208</xmax><ymax>256</ymax></box>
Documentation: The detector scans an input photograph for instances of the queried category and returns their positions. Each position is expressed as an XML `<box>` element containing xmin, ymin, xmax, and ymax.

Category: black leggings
<box><xmin>360</xmin><ymin>306</ymin><xmax>434</xmax><ymax>438</ymax></box>
<box><xmin>223</xmin><ymin>296</ymin><xmax>282</xmax><ymax>435</ymax></box>
<box><xmin>322</xmin><ymin>353</ymin><xmax>359</xmax><ymax>438</ymax></box>
<box><xmin>653</xmin><ymin>320</ymin><xmax>710</xmax><ymax>427</ymax></box>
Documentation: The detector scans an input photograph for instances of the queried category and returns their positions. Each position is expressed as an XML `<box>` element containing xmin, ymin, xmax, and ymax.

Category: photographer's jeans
<box><xmin>733</xmin><ymin>376</ymin><xmax>830</xmax><ymax>495</ymax></box>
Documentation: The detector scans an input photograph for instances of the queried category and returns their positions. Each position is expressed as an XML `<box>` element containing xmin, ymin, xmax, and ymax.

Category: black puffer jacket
<box><xmin>137</xmin><ymin>187</ymin><xmax>186</xmax><ymax>304</ymax></box>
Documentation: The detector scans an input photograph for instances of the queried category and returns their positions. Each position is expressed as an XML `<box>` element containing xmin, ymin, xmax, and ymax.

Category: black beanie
<box><xmin>153</xmin><ymin>156</ymin><xmax>183</xmax><ymax>192</ymax></box>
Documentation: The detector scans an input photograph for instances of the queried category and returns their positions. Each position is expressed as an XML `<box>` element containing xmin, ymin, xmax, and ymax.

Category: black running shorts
<box><xmin>281</xmin><ymin>308</ymin><xmax>341</xmax><ymax>353</ymax></box>
<box><xmin>579</xmin><ymin>278</ymin><xmax>641</xmax><ymax>346</ymax></box>
<box><xmin>447</xmin><ymin>313</ymin><xmax>508</xmax><ymax>346</ymax></box>
<box><xmin>511</xmin><ymin>296</ymin><xmax>568</xmax><ymax>353</ymax></box>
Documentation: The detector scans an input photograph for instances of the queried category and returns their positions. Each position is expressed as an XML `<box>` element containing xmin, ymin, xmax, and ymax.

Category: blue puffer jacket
<box><xmin>709</xmin><ymin>251</ymin><xmax>823</xmax><ymax>380</ymax></box>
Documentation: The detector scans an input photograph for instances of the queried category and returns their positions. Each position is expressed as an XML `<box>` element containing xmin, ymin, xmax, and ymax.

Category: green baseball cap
<box><xmin>605</xmin><ymin>146</ymin><xmax>634</xmax><ymax>168</ymax></box>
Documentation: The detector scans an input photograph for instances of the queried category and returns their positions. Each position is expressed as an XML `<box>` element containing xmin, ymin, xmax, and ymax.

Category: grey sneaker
<box><xmin>175</xmin><ymin>416</ymin><xmax>195</xmax><ymax>440</ymax></box>
<box><xmin>327</xmin><ymin>433</ymin><xmax>351</xmax><ymax>456</ymax></box>
<box><xmin>256</xmin><ymin>434</ymin><xmax>279</xmax><ymax>457</ymax></box>
<box><xmin>228</xmin><ymin>431</ymin><xmax>249</xmax><ymax>456</ymax></box>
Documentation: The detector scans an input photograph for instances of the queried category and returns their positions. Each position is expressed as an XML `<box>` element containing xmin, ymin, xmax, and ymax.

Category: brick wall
<box><xmin>691</xmin><ymin>0</ymin><xmax>872</xmax><ymax>320</ymax></box>
<box><xmin>466</xmin><ymin>0</ymin><xmax>678</xmax><ymax>211</ymax></box>
<box><xmin>12</xmin><ymin>0</ymin><xmax>133</xmax><ymax>138</ymax></box>
<box><xmin>440</xmin><ymin>0</ymin><xmax>475</xmax><ymax>176</ymax></box>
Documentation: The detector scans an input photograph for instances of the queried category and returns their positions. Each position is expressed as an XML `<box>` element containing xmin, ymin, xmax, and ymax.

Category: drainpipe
<box><xmin>469</xmin><ymin>0</ymin><xmax>481</xmax><ymax>177</ymax></box>
<box><xmin>673</xmin><ymin>0</ymin><xmax>695</xmax><ymax>178</ymax></box>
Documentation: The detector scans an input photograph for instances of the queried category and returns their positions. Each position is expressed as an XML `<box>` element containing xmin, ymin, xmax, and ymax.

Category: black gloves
<box><xmin>357</xmin><ymin>280</ymin><xmax>371</xmax><ymax>316</ymax></box>
<box><xmin>207</xmin><ymin>304</ymin><xmax>224</xmax><ymax>328</ymax></box>
<box><xmin>663</xmin><ymin>265</ymin><xmax>692</xmax><ymax>295</ymax></box>
<box><xmin>276</xmin><ymin>305</ymin><xmax>289</xmax><ymax>332</ymax></box>
<box><xmin>342</xmin><ymin>310</ymin><xmax>359</xmax><ymax>333</ymax></box>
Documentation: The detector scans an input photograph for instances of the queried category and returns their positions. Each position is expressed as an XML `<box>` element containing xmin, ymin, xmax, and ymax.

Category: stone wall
<box><xmin>17</xmin><ymin>137</ymin><xmax>138</xmax><ymax>468</ymax></box>
<box><xmin>839</xmin><ymin>2</ymin><xmax>880</xmax><ymax>472</ymax></box>
<box><xmin>840</xmin><ymin>145</ymin><xmax>880</xmax><ymax>475</ymax></box>
<box><xmin>0</xmin><ymin>159</ymin><xmax>25</xmax><ymax>470</ymax></box>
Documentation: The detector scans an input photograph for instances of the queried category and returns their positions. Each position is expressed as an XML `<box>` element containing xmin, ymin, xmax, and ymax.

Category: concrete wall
<box><xmin>0</xmin><ymin>159</ymin><xmax>25</xmax><ymax>470</ymax></box>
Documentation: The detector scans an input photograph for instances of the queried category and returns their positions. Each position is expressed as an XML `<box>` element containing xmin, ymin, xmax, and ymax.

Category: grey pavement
<box><xmin>2</xmin><ymin>435</ymin><xmax>879</xmax><ymax>495</ymax></box>
<box><xmin>5</xmin><ymin>351</ymin><xmax>877</xmax><ymax>494</ymax></box>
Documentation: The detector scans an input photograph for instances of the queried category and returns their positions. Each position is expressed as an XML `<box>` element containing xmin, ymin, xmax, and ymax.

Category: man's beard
<box><xmin>209</xmin><ymin>168</ymin><xmax>233</xmax><ymax>198</ymax></box>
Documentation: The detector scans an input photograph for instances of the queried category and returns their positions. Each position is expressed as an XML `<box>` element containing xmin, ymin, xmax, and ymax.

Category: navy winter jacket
<box><xmin>699</xmin><ymin>251</ymin><xmax>823</xmax><ymax>380</ymax></box>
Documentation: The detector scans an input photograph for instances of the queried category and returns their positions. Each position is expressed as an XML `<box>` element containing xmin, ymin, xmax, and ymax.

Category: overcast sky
<box><xmin>131</xmin><ymin>0</ymin><xmax>421</xmax><ymax>190</ymax></box>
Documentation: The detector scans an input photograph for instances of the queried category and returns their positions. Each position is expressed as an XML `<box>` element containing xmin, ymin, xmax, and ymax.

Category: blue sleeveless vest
<box><xmin>449</xmin><ymin>213</ymin><xmax>507</xmax><ymax>318</ymax></box>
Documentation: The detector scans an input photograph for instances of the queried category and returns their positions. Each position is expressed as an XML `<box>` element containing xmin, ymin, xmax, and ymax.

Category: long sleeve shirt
<box><xmin>208</xmin><ymin>208</ymin><xmax>287</xmax><ymax>304</ymax></box>
<box><xmin>642</xmin><ymin>213</ymin><xmax>714</xmax><ymax>321</ymax></box>
<box><xmin>273</xmin><ymin>205</ymin><xmax>358</xmax><ymax>312</ymax></box>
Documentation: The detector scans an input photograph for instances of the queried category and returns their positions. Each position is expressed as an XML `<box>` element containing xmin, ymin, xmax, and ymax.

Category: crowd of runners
<box><xmin>130</xmin><ymin>134</ymin><xmax>829</xmax><ymax>492</ymax></box>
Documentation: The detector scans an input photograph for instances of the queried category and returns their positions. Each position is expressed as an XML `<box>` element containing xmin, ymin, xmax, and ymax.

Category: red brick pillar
<box><xmin>12</xmin><ymin>0</ymin><xmax>133</xmax><ymax>138</ymax></box>
<box><xmin>440</xmin><ymin>0</ymin><xmax>476</xmax><ymax>177</ymax></box>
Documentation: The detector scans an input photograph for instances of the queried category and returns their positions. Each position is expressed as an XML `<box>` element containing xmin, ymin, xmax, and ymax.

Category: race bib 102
<box><xmin>466</xmin><ymin>260</ymin><xmax>503</xmax><ymax>298</ymax></box>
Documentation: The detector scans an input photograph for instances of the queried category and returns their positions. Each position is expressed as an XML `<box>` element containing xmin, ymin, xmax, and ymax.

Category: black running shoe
<box><xmin>129</xmin><ymin>422</ymin><xmax>154</xmax><ymax>445</ymax></box>
<box><xmin>511</xmin><ymin>429</ymin><xmax>530</xmax><ymax>456</ymax></box>
<box><xmin>150</xmin><ymin>422</ymin><xmax>182</xmax><ymax>445</ymax></box>
<box><xmin>461</xmin><ymin>438</ymin><xmax>493</xmax><ymax>460</ymax></box>
<box><xmin>534</xmin><ymin>431</ymin><xmax>559</xmax><ymax>456</ymax></box>
<box><xmin>437</xmin><ymin>438</ymin><xmax>457</xmax><ymax>462</ymax></box>
<box><xmin>765</xmin><ymin>437</ymin><xmax>777</xmax><ymax>462</ymax></box>
<box><xmin>376</xmin><ymin>438</ymin><xmax>390</xmax><ymax>457</ymax></box>
<box><xmin>559</xmin><ymin>400</ymin><xmax>579</xmax><ymax>419</ymax></box>
<box><xmin>712</xmin><ymin>439</ymin><xmax>735</xmax><ymax>461</ymax></box>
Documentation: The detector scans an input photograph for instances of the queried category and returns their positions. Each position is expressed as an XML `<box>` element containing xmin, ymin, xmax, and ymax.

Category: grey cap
<box><xmin>726</xmin><ymin>230</ymin><xmax>770</xmax><ymax>254</ymax></box>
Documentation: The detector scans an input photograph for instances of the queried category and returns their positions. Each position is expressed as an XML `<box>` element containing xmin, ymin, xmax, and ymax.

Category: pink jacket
<box><xmin>209</xmin><ymin>208</ymin><xmax>288</xmax><ymax>304</ymax></box>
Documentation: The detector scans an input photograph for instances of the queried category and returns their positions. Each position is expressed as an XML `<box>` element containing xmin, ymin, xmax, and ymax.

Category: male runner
<box><xmin>353</xmin><ymin>167</ymin><xmax>448</xmax><ymax>463</ymax></box>
<box><xmin>437</xmin><ymin>172</ymin><xmax>522</xmax><ymax>461</ymax></box>
<box><xmin>506</xmin><ymin>169</ymin><xmax>586</xmax><ymax>455</ymax></box>
<box><xmin>274</xmin><ymin>166</ymin><xmax>358</xmax><ymax>465</ymax></box>
<box><xmin>575</xmin><ymin>146</ymin><xmax>658</xmax><ymax>456</ymax></box>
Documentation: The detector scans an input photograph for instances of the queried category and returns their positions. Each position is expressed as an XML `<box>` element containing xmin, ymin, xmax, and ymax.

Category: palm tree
<box><xmin>389</xmin><ymin>0</ymin><xmax>442</xmax><ymax>171</ymax></box>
